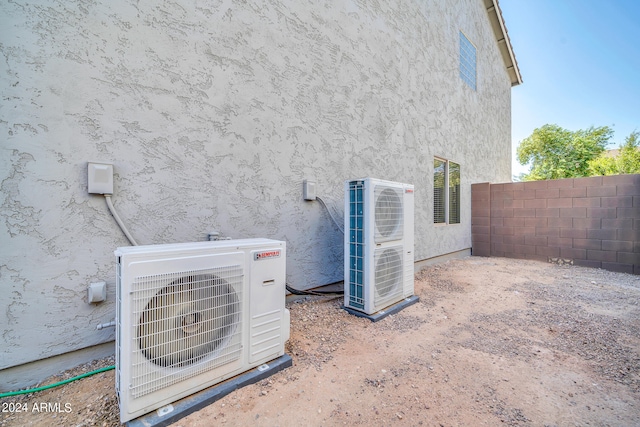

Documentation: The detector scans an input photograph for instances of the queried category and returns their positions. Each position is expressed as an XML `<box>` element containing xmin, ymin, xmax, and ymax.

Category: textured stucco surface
<box><xmin>1</xmin><ymin>0</ymin><xmax>513</xmax><ymax>378</ymax></box>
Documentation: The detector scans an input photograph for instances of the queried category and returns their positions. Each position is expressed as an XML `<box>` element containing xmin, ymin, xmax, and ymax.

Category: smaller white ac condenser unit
<box><xmin>115</xmin><ymin>238</ymin><xmax>288</xmax><ymax>423</ymax></box>
<box><xmin>344</xmin><ymin>178</ymin><xmax>415</xmax><ymax>315</ymax></box>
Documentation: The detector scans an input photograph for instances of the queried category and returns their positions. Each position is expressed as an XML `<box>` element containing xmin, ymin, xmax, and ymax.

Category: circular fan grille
<box><xmin>374</xmin><ymin>248</ymin><xmax>403</xmax><ymax>299</ymax></box>
<box><xmin>375</xmin><ymin>188</ymin><xmax>402</xmax><ymax>238</ymax></box>
<box><xmin>137</xmin><ymin>274</ymin><xmax>239</xmax><ymax>368</ymax></box>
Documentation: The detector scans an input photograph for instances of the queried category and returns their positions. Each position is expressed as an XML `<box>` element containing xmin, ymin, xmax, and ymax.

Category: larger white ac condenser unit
<box><xmin>115</xmin><ymin>238</ymin><xmax>288</xmax><ymax>423</ymax></box>
<box><xmin>344</xmin><ymin>178</ymin><xmax>415</xmax><ymax>315</ymax></box>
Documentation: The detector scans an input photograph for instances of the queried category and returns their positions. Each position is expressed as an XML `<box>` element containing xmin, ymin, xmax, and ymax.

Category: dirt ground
<box><xmin>2</xmin><ymin>256</ymin><xmax>639</xmax><ymax>427</ymax></box>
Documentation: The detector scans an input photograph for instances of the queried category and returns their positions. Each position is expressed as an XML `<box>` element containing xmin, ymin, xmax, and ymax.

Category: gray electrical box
<box><xmin>88</xmin><ymin>162</ymin><xmax>114</xmax><ymax>194</ymax></box>
<box><xmin>303</xmin><ymin>180</ymin><xmax>316</xmax><ymax>201</ymax></box>
<box><xmin>88</xmin><ymin>281</ymin><xmax>107</xmax><ymax>303</ymax></box>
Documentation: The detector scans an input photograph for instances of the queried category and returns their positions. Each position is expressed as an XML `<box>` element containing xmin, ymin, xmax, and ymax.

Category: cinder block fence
<box><xmin>471</xmin><ymin>174</ymin><xmax>640</xmax><ymax>275</ymax></box>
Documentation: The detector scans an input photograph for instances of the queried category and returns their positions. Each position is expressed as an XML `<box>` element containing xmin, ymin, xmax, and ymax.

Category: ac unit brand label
<box><xmin>405</xmin><ymin>189</ymin><xmax>414</xmax><ymax>193</ymax></box>
<box><xmin>254</xmin><ymin>249</ymin><xmax>281</xmax><ymax>261</ymax></box>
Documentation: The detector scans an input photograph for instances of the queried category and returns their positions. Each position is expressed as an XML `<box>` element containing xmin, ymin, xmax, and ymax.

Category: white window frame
<box><xmin>434</xmin><ymin>157</ymin><xmax>461</xmax><ymax>225</ymax></box>
<box><xmin>459</xmin><ymin>31</ymin><xmax>477</xmax><ymax>91</ymax></box>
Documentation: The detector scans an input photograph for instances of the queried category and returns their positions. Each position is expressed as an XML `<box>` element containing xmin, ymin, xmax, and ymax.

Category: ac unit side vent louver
<box><xmin>347</xmin><ymin>180</ymin><xmax>365</xmax><ymax>310</ymax></box>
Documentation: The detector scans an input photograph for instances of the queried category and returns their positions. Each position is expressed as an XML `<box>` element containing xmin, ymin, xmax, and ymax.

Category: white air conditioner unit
<box><xmin>115</xmin><ymin>238</ymin><xmax>288</xmax><ymax>423</ymax></box>
<box><xmin>344</xmin><ymin>178</ymin><xmax>414</xmax><ymax>315</ymax></box>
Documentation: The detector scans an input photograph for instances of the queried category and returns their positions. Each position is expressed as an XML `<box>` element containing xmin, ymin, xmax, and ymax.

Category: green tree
<box><xmin>516</xmin><ymin>124</ymin><xmax>614</xmax><ymax>181</ymax></box>
<box><xmin>588</xmin><ymin>131</ymin><xmax>640</xmax><ymax>175</ymax></box>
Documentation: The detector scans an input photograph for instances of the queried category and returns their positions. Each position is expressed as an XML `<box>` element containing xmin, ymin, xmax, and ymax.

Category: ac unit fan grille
<box><xmin>374</xmin><ymin>186</ymin><xmax>403</xmax><ymax>243</ymax></box>
<box><xmin>130</xmin><ymin>265</ymin><xmax>243</xmax><ymax>398</ymax></box>
<box><xmin>374</xmin><ymin>247</ymin><xmax>403</xmax><ymax>308</ymax></box>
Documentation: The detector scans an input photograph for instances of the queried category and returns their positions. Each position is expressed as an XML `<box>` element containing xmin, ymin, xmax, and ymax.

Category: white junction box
<box><xmin>88</xmin><ymin>162</ymin><xmax>114</xmax><ymax>194</ymax></box>
<box><xmin>303</xmin><ymin>180</ymin><xmax>316</xmax><ymax>201</ymax></box>
<box><xmin>88</xmin><ymin>281</ymin><xmax>107</xmax><ymax>303</ymax></box>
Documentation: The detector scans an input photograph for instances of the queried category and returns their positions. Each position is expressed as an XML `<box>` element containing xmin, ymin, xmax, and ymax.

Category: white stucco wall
<box><xmin>1</xmin><ymin>0</ymin><xmax>512</xmax><ymax>384</ymax></box>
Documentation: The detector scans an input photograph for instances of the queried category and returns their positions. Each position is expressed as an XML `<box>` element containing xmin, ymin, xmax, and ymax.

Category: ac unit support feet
<box><xmin>126</xmin><ymin>354</ymin><xmax>293</xmax><ymax>427</ymax></box>
<box><xmin>342</xmin><ymin>295</ymin><xmax>420</xmax><ymax>322</ymax></box>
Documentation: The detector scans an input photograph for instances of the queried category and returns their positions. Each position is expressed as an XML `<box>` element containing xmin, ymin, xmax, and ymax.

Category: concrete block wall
<box><xmin>471</xmin><ymin>175</ymin><xmax>640</xmax><ymax>274</ymax></box>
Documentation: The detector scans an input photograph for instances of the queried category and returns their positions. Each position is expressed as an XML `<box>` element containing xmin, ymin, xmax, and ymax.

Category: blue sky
<box><xmin>499</xmin><ymin>0</ymin><xmax>640</xmax><ymax>177</ymax></box>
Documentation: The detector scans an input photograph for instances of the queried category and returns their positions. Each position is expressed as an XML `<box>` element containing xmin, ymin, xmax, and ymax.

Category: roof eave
<box><xmin>484</xmin><ymin>0</ymin><xmax>523</xmax><ymax>87</ymax></box>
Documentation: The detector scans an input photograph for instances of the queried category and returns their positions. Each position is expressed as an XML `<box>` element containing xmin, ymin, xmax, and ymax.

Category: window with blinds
<box><xmin>434</xmin><ymin>159</ymin><xmax>446</xmax><ymax>224</ymax></box>
<box><xmin>433</xmin><ymin>158</ymin><xmax>461</xmax><ymax>225</ymax></box>
<box><xmin>449</xmin><ymin>162</ymin><xmax>460</xmax><ymax>224</ymax></box>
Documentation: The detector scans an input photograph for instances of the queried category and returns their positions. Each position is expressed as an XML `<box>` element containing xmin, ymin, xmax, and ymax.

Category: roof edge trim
<box><xmin>485</xmin><ymin>0</ymin><xmax>523</xmax><ymax>86</ymax></box>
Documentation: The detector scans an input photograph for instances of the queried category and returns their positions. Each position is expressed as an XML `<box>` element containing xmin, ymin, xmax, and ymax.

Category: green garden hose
<box><xmin>0</xmin><ymin>365</ymin><xmax>115</xmax><ymax>398</ymax></box>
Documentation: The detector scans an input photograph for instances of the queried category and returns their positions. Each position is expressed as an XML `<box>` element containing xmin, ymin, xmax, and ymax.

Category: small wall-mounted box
<box><xmin>303</xmin><ymin>179</ymin><xmax>316</xmax><ymax>201</ymax></box>
<box><xmin>88</xmin><ymin>281</ymin><xmax>107</xmax><ymax>303</ymax></box>
<box><xmin>88</xmin><ymin>162</ymin><xmax>113</xmax><ymax>194</ymax></box>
